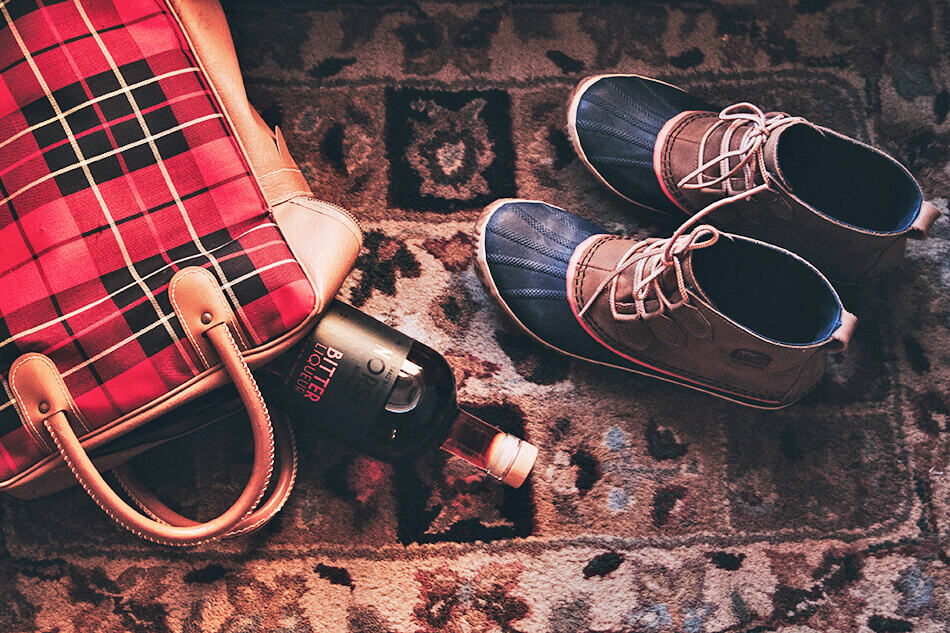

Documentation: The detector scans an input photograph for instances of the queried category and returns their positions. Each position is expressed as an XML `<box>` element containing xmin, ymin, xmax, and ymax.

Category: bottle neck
<box><xmin>439</xmin><ymin>408</ymin><xmax>538</xmax><ymax>488</ymax></box>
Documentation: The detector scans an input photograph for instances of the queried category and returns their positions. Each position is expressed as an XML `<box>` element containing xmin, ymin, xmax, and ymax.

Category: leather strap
<box><xmin>11</xmin><ymin>321</ymin><xmax>276</xmax><ymax>545</ymax></box>
<box><xmin>113</xmin><ymin>410</ymin><xmax>297</xmax><ymax>538</ymax></box>
<box><xmin>7</xmin><ymin>263</ymin><xmax>296</xmax><ymax>545</ymax></box>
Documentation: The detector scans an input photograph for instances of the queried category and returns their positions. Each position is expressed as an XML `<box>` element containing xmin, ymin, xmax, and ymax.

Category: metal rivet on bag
<box><xmin>38</xmin><ymin>401</ymin><xmax>50</xmax><ymax>414</ymax></box>
<box><xmin>201</xmin><ymin>312</ymin><xmax>213</xmax><ymax>325</ymax></box>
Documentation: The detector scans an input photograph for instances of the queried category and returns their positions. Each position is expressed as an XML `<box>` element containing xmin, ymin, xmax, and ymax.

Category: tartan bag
<box><xmin>0</xmin><ymin>0</ymin><xmax>363</xmax><ymax>544</ymax></box>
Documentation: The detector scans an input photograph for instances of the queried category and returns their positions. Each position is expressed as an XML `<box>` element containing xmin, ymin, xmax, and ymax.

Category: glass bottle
<box><xmin>260</xmin><ymin>301</ymin><xmax>537</xmax><ymax>487</ymax></box>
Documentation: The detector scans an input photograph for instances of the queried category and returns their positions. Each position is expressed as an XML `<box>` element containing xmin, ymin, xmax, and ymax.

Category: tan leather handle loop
<box><xmin>40</xmin><ymin>322</ymin><xmax>276</xmax><ymax>546</ymax></box>
<box><xmin>114</xmin><ymin>411</ymin><xmax>297</xmax><ymax>538</ymax></box>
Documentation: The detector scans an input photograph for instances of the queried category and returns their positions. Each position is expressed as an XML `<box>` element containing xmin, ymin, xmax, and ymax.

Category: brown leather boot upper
<box><xmin>566</xmin><ymin>223</ymin><xmax>856</xmax><ymax>408</ymax></box>
<box><xmin>654</xmin><ymin>104</ymin><xmax>940</xmax><ymax>283</ymax></box>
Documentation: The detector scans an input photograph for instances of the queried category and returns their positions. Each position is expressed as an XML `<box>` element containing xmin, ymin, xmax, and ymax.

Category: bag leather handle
<box><xmin>9</xmin><ymin>266</ymin><xmax>297</xmax><ymax>544</ymax></box>
<box><xmin>113</xmin><ymin>409</ymin><xmax>297</xmax><ymax>538</ymax></box>
<box><xmin>29</xmin><ymin>322</ymin><xmax>276</xmax><ymax>545</ymax></box>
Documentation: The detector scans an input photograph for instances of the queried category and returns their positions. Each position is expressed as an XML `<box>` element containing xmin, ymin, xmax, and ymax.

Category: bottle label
<box><xmin>280</xmin><ymin>302</ymin><xmax>413</xmax><ymax>444</ymax></box>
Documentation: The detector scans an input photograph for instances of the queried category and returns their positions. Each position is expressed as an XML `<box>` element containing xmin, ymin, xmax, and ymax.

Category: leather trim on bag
<box><xmin>271</xmin><ymin>197</ymin><xmax>363</xmax><ymax>315</ymax></box>
<box><xmin>169</xmin><ymin>266</ymin><xmax>246</xmax><ymax>367</ymax></box>
<box><xmin>164</xmin><ymin>0</ymin><xmax>313</xmax><ymax>207</ymax></box>
<box><xmin>8</xmin><ymin>354</ymin><xmax>81</xmax><ymax>454</ymax></box>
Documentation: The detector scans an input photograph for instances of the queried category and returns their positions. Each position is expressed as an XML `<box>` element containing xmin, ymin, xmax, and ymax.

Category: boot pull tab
<box><xmin>824</xmin><ymin>309</ymin><xmax>857</xmax><ymax>352</ymax></box>
<box><xmin>909</xmin><ymin>201</ymin><xmax>941</xmax><ymax>239</ymax></box>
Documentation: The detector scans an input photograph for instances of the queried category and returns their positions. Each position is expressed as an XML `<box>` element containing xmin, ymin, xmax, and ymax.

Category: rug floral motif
<box><xmin>2</xmin><ymin>1</ymin><xmax>949</xmax><ymax>632</ymax></box>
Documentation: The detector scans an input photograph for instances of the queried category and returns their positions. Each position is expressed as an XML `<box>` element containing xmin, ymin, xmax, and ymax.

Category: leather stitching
<box><xmin>214</xmin><ymin>324</ymin><xmax>275</xmax><ymax>518</ymax></box>
<box><xmin>10</xmin><ymin>355</ymin><xmax>88</xmax><ymax>450</ymax></box>
<box><xmin>169</xmin><ymin>268</ymin><xmax>211</xmax><ymax>368</ymax></box>
<box><xmin>10</xmin><ymin>357</ymin><xmax>55</xmax><ymax>452</ymax></box>
<box><xmin>22</xmin><ymin>363</ymin><xmax>179</xmax><ymax>545</ymax></box>
<box><xmin>43</xmin><ymin>414</ymin><xmax>180</xmax><ymax>546</ymax></box>
<box><xmin>15</xmin><ymin>356</ymin><xmax>94</xmax><ymax>436</ymax></box>
<box><xmin>662</xmin><ymin>112</ymin><xmax>707</xmax><ymax>212</ymax></box>
<box><xmin>226</xmin><ymin>415</ymin><xmax>297</xmax><ymax>537</ymax></box>
<box><xmin>42</xmin><ymin>323</ymin><xmax>278</xmax><ymax>546</ymax></box>
<box><xmin>114</xmin><ymin>412</ymin><xmax>295</xmax><ymax>538</ymax></box>
<box><xmin>169</xmin><ymin>267</ymin><xmax>250</xmax><ymax>363</ymax></box>
<box><xmin>114</xmin><ymin>469</ymin><xmax>168</xmax><ymax>524</ymax></box>
<box><xmin>106</xmin><ymin>326</ymin><xmax>281</xmax><ymax>539</ymax></box>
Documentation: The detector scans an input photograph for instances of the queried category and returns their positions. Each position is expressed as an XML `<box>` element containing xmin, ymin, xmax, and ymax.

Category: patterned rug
<box><xmin>3</xmin><ymin>1</ymin><xmax>949</xmax><ymax>631</ymax></box>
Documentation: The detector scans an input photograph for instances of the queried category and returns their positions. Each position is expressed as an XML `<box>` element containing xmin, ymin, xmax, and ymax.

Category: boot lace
<box><xmin>577</xmin><ymin>104</ymin><xmax>805</xmax><ymax>323</ymax></box>
<box><xmin>676</xmin><ymin>103</ymin><xmax>805</xmax><ymax>224</ymax></box>
<box><xmin>576</xmin><ymin>224</ymin><xmax>720</xmax><ymax>321</ymax></box>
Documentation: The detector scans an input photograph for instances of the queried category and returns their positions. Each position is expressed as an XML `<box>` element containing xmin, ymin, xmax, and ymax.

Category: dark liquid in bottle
<box><xmin>261</xmin><ymin>302</ymin><xmax>537</xmax><ymax>486</ymax></box>
<box><xmin>262</xmin><ymin>302</ymin><xmax>459</xmax><ymax>461</ymax></box>
<box><xmin>364</xmin><ymin>340</ymin><xmax>459</xmax><ymax>460</ymax></box>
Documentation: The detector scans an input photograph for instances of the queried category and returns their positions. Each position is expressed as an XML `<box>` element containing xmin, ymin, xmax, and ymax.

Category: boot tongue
<box><xmin>761</xmin><ymin>120</ymin><xmax>812</xmax><ymax>190</ymax></box>
<box><xmin>679</xmin><ymin>251</ymin><xmax>713</xmax><ymax>305</ymax></box>
<box><xmin>615</xmin><ymin>244</ymin><xmax>712</xmax><ymax>310</ymax></box>
<box><xmin>699</xmin><ymin>116</ymin><xmax>809</xmax><ymax>192</ymax></box>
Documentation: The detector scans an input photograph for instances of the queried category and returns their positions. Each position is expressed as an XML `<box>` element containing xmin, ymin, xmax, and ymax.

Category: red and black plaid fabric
<box><xmin>0</xmin><ymin>0</ymin><xmax>315</xmax><ymax>480</ymax></box>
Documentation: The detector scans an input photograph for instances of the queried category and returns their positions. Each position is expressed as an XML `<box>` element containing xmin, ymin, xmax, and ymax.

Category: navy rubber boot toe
<box><xmin>475</xmin><ymin>199</ymin><xmax>615</xmax><ymax>364</ymax></box>
<box><xmin>568</xmin><ymin>74</ymin><xmax>714</xmax><ymax>216</ymax></box>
